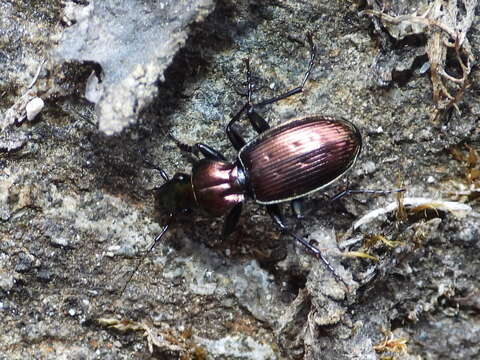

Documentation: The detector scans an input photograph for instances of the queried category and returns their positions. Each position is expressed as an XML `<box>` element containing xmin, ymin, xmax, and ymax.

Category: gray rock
<box><xmin>1</xmin><ymin>0</ymin><xmax>479</xmax><ymax>359</ymax></box>
<box><xmin>55</xmin><ymin>0</ymin><xmax>216</xmax><ymax>134</ymax></box>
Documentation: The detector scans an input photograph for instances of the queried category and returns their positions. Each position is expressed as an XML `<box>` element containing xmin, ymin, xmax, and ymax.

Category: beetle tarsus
<box><xmin>290</xmin><ymin>231</ymin><xmax>349</xmax><ymax>290</ymax></box>
<box><xmin>267</xmin><ymin>204</ymin><xmax>348</xmax><ymax>288</ymax></box>
<box><xmin>331</xmin><ymin>188</ymin><xmax>406</xmax><ymax>202</ymax></box>
<box><xmin>245</xmin><ymin>58</ymin><xmax>254</xmax><ymax>104</ymax></box>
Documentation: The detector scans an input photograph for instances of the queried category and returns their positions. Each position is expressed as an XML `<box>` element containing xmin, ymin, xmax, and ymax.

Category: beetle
<box><xmin>123</xmin><ymin>35</ymin><xmax>399</xmax><ymax>292</ymax></box>
<box><xmin>156</xmin><ymin>114</ymin><xmax>361</xmax><ymax>286</ymax></box>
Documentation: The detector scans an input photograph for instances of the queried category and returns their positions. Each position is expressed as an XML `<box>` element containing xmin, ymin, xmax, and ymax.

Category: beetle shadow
<box><xmin>81</xmin><ymin>0</ymin><xmax>335</xmax><ymax>298</ymax></box>
<box><xmin>84</xmin><ymin>0</ymin><xmax>266</xmax><ymax>204</ymax></box>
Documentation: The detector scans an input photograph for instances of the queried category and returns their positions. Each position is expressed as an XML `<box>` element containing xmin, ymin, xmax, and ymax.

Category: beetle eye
<box><xmin>173</xmin><ymin>173</ymin><xmax>189</xmax><ymax>182</ymax></box>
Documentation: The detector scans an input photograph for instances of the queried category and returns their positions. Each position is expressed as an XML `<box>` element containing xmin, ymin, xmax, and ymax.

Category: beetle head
<box><xmin>155</xmin><ymin>173</ymin><xmax>195</xmax><ymax>213</ymax></box>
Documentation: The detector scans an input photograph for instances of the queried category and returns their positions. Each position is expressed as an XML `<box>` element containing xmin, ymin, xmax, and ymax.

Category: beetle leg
<box><xmin>255</xmin><ymin>33</ymin><xmax>316</xmax><ymax>107</ymax></box>
<box><xmin>245</xmin><ymin>58</ymin><xmax>254</xmax><ymax>105</ymax></box>
<box><xmin>226</xmin><ymin>102</ymin><xmax>249</xmax><ymax>151</ymax></box>
<box><xmin>331</xmin><ymin>188</ymin><xmax>406</xmax><ymax>202</ymax></box>
<box><xmin>226</xmin><ymin>57</ymin><xmax>271</xmax><ymax>147</ymax></box>
<box><xmin>265</xmin><ymin>204</ymin><xmax>290</xmax><ymax>232</ymax></box>
<box><xmin>228</xmin><ymin>34</ymin><xmax>316</xmax><ymax>144</ymax></box>
<box><xmin>170</xmin><ymin>134</ymin><xmax>227</xmax><ymax>161</ymax></box>
<box><xmin>241</xmin><ymin>58</ymin><xmax>271</xmax><ymax>133</ymax></box>
<box><xmin>143</xmin><ymin>160</ymin><xmax>170</xmax><ymax>181</ymax></box>
<box><xmin>226</xmin><ymin>123</ymin><xmax>246</xmax><ymax>151</ymax></box>
<box><xmin>291</xmin><ymin>199</ymin><xmax>304</xmax><ymax>219</ymax></box>
<box><xmin>222</xmin><ymin>203</ymin><xmax>243</xmax><ymax>237</ymax></box>
<box><xmin>226</xmin><ymin>124</ymin><xmax>246</xmax><ymax>151</ymax></box>
<box><xmin>194</xmin><ymin>144</ymin><xmax>227</xmax><ymax>161</ymax></box>
<box><xmin>266</xmin><ymin>204</ymin><xmax>348</xmax><ymax>288</ymax></box>
<box><xmin>246</xmin><ymin>106</ymin><xmax>270</xmax><ymax>133</ymax></box>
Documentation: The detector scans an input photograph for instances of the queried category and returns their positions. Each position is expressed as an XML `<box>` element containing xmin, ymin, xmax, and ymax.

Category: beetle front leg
<box><xmin>223</xmin><ymin>203</ymin><xmax>243</xmax><ymax>237</ymax></box>
<box><xmin>143</xmin><ymin>160</ymin><xmax>170</xmax><ymax>181</ymax></box>
<box><xmin>243</xmin><ymin>58</ymin><xmax>271</xmax><ymax>134</ymax></box>
<box><xmin>170</xmin><ymin>134</ymin><xmax>227</xmax><ymax>161</ymax></box>
<box><xmin>227</xmin><ymin>103</ymin><xmax>270</xmax><ymax>150</ymax></box>
<box><xmin>226</xmin><ymin>56</ymin><xmax>272</xmax><ymax>148</ymax></box>
<box><xmin>266</xmin><ymin>204</ymin><xmax>348</xmax><ymax>288</ymax></box>
<box><xmin>242</xmin><ymin>34</ymin><xmax>316</xmax><ymax>134</ymax></box>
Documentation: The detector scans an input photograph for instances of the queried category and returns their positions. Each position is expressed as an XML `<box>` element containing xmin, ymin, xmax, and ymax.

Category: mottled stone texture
<box><xmin>55</xmin><ymin>0</ymin><xmax>216</xmax><ymax>135</ymax></box>
<box><xmin>1</xmin><ymin>0</ymin><xmax>479</xmax><ymax>359</ymax></box>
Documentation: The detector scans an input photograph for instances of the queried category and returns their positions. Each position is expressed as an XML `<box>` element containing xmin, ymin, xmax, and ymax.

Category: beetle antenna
<box><xmin>120</xmin><ymin>214</ymin><xmax>173</xmax><ymax>296</ymax></box>
<box><xmin>288</xmin><ymin>230</ymin><xmax>350</xmax><ymax>290</ymax></box>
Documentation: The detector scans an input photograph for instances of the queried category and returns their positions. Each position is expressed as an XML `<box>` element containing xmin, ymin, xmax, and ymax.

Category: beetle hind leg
<box><xmin>331</xmin><ymin>188</ymin><xmax>406</xmax><ymax>202</ymax></box>
<box><xmin>266</xmin><ymin>204</ymin><xmax>348</xmax><ymax>289</ymax></box>
<box><xmin>291</xmin><ymin>199</ymin><xmax>304</xmax><ymax>219</ymax></box>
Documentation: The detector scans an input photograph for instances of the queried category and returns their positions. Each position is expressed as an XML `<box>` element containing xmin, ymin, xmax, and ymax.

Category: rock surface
<box><xmin>1</xmin><ymin>0</ymin><xmax>479</xmax><ymax>359</ymax></box>
<box><xmin>55</xmin><ymin>0</ymin><xmax>216</xmax><ymax>135</ymax></box>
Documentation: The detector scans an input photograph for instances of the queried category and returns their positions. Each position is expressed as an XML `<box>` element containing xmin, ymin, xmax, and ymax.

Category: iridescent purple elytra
<box><xmin>240</xmin><ymin>115</ymin><xmax>361</xmax><ymax>203</ymax></box>
<box><xmin>190</xmin><ymin>115</ymin><xmax>361</xmax><ymax>216</ymax></box>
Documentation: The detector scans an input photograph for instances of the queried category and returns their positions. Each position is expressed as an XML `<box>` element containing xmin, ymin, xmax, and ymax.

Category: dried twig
<box><xmin>361</xmin><ymin>0</ymin><xmax>477</xmax><ymax>118</ymax></box>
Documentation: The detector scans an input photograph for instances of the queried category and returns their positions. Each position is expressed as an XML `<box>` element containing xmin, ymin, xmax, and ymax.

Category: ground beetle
<box><xmin>124</xmin><ymin>35</ymin><xmax>399</xmax><ymax>291</ymax></box>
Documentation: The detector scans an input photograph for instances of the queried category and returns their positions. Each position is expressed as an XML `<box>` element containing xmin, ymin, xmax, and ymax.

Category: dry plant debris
<box><xmin>373</xmin><ymin>329</ymin><xmax>408</xmax><ymax>355</ymax></box>
<box><xmin>97</xmin><ymin>318</ymin><xmax>206</xmax><ymax>359</ymax></box>
<box><xmin>361</xmin><ymin>0</ymin><xmax>477</xmax><ymax>119</ymax></box>
<box><xmin>1</xmin><ymin>59</ymin><xmax>46</xmax><ymax>131</ymax></box>
<box><xmin>352</xmin><ymin>196</ymin><xmax>475</xmax><ymax>230</ymax></box>
<box><xmin>449</xmin><ymin>145</ymin><xmax>480</xmax><ymax>201</ymax></box>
